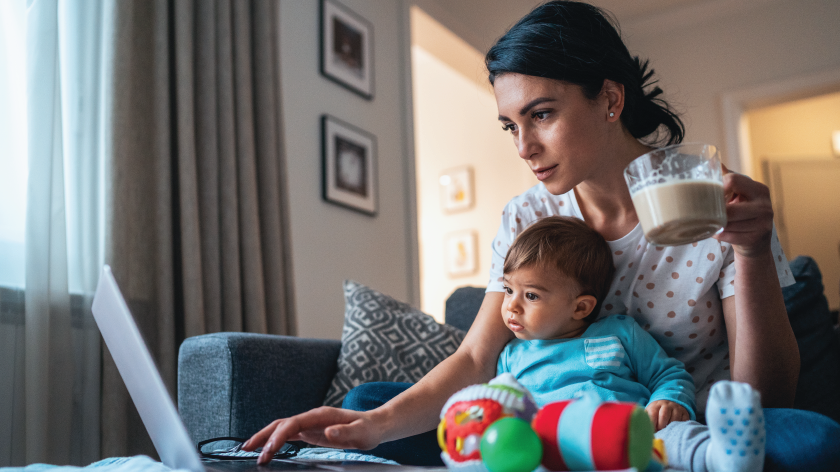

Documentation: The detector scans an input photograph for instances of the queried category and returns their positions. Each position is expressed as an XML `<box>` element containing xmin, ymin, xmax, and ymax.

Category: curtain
<box><xmin>18</xmin><ymin>0</ymin><xmax>104</xmax><ymax>465</ymax></box>
<box><xmin>101</xmin><ymin>0</ymin><xmax>296</xmax><ymax>458</ymax></box>
<box><xmin>2</xmin><ymin>0</ymin><xmax>294</xmax><ymax>465</ymax></box>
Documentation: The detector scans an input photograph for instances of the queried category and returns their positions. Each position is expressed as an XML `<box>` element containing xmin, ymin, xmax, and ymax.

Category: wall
<box><xmin>619</xmin><ymin>0</ymin><xmax>840</xmax><ymax>306</ymax></box>
<box><xmin>409</xmin><ymin>0</ymin><xmax>538</xmax><ymax>56</ymax></box>
<box><xmin>745</xmin><ymin>93</ymin><xmax>840</xmax><ymax>310</ymax></box>
<box><xmin>763</xmin><ymin>160</ymin><xmax>840</xmax><ymax>310</ymax></box>
<box><xmin>746</xmin><ymin>91</ymin><xmax>840</xmax><ymax>172</ymax></box>
<box><xmin>620</xmin><ymin>0</ymin><xmax>840</xmax><ymax>172</ymax></box>
<box><xmin>411</xmin><ymin>8</ymin><xmax>536</xmax><ymax>319</ymax></box>
<box><xmin>410</xmin><ymin>6</ymin><xmax>491</xmax><ymax>91</ymax></box>
<box><xmin>274</xmin><ymin>0</ymin><xmax>541</xmax><ymax>337</ymax></box>
<box><xmin>278</xmin><ymin>1</ymin><xmax>414</xmax><ymax>339</ymax></box>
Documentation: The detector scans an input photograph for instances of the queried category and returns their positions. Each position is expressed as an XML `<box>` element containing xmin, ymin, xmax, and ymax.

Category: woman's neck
<box><xmin>574</xmin><ymin>138</ymin><xmax>652</xmax><ymax>241</ymax></box>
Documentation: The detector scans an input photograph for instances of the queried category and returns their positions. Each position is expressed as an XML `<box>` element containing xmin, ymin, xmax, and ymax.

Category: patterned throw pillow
<box><xmin>323</xmin><ymin>280</ymin><xmax>467</xmax><ymax>407</ymax></box>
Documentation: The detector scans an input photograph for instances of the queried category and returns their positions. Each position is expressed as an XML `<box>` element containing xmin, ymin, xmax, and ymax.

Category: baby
<box><xmin>497</xmin><ymin>216</ymin><xmax>764</xmax><ymax>472</ymax></box>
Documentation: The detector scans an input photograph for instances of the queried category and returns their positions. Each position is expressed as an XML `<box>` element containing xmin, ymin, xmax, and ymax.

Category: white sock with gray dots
<box><xmin>704</xmin><ymin>381</ymin><xmax>765</xmax><ymax>472</ymax></box>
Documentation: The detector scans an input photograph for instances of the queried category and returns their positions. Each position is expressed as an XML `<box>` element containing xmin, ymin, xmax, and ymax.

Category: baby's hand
<box><xmin>645</xmin><ymin>400</ymin><xmax>689</xmax><ymax>431</ymax></box>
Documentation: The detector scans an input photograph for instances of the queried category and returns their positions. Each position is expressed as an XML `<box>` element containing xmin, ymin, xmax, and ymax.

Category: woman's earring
<box><xmin>609</xmin><ymin>112</ymin><xmax>615</xmax><ymax>118</ymax></box>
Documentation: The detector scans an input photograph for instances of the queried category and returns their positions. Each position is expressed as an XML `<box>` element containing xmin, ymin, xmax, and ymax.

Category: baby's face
<box><xmin>501</xmin><ymin>265</ymin><xmax>586</xmax><ymax>340</ymax></box>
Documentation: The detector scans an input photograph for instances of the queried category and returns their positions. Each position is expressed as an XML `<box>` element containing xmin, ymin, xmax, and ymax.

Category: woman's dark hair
<box><xmin>486</xmin><ymin>1</ymin><xmax>684</xmax><ymax>146</ymax></box>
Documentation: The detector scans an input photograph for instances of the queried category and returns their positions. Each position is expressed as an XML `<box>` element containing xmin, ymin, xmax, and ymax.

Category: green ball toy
<box><xmin>479</xmin><ymin>417</ymin><xmax>543</xmax><ymax>472</ymax></box>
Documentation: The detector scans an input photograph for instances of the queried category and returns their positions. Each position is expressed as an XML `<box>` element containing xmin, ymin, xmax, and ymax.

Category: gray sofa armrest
<box><xmin>178</xmin><ymin>332</ymin><xmax>341</xmax><ymax>444</ymax></box>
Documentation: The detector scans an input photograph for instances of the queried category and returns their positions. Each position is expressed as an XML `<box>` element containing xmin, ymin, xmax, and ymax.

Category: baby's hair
<box><xmin>504</xmin><ymin>216</ymin><xmax>615</xmax><ymax>322</ymax></box>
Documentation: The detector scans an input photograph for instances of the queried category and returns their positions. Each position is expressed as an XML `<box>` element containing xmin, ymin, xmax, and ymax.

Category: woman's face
<box><xmin>493</xmin><ymin>73</ymin><xmax>612</xmax><ymax>196</ymax></box>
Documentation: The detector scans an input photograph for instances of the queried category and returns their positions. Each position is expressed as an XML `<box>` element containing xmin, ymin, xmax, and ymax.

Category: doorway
<box><xmin>742</xmin><ymin>91</ymin><xmax>840</xmax><ymax>313</ymax></box>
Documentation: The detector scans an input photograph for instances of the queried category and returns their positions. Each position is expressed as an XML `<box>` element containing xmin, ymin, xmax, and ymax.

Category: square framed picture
<box><xmin>440</xmin><ymin>166</ymin><xmax>474</xmax><ymax>213</ymax></box>
<box><xmin>320</xmin><ymin>0</ymin><xmax>374</xmax><ymax>99</ymax></box>
<box><xmin>322</xmin><ymin>115</ymin><xmax>377</xmax><ymax>216</ymax></box>
<box><xmin>445</xmin><ymin>230</ymin><xmax>478</xmax><ymax>277</ymax></box>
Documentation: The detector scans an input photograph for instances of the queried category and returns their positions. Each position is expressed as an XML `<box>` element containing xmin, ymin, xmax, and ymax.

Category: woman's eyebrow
<box><xmin>498</xmin><ymin>97</ymin><xmax>557</xmax><ymax>121</ymax></box>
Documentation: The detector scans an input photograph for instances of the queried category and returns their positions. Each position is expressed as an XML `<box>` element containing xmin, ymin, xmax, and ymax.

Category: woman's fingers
<box><xmin>242</xmin><ymin>419</ymin><xmax>283</xmax><ymax>450</ymax></box>
<box><xmin>241</xmin><ymin>407</ymin><xmax>381</xmax><ymax>464</ymax></box>
<box><xmin>717</xmin><ymin>198</ymin><xmax>772</xmax><ymax>246</ymax></box>
<box><xmin>291</xmin><ymin>418</ymin><xmax>379</xmax><ymax>450</ymax></box>
<box><xmin>722</xmin><ymin>174</ymin><xmax>770</xmax><ymax>209</ymax></box>
<box><xmin>259</xmin><ymin>416</ymin><xmax>310</xmax><ymax>463</ymax></box>
<box><xmin>323</xmin><ymin>420</ymin><xmax>381</xmax><ymax>450</ymax></box>
<box><xmin>724</xmin><ymin>202</ymin><xmax>773</xmax><ymax>224</ymax></box>
<box><xmin>716</xmin><ymin>172</ymin><xmax>774</xmax><ymax>255</ymax></box>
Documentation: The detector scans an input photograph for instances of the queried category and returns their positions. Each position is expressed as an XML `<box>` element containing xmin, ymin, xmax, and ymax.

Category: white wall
<box><xmin>274</xmin><ymin>0</ymin><xmax>535</xmax><ymax>338</ymax></box>
<box><xmin>620</xmin><ymin>0</ymin><xmax>840</xmax><ymax>170</ymax></box>
<box><xmin>410</xmin><ymin>0</ymin><xmax>538</xmax><ymax>56</ymax></box>
<box><xmin>616</xmin><ymin>0</ymin><xmax>840</xmax><ymax>305</ymax></box>
<box><xmin>746</xmin><ymin>91</ymin><xmax>840</xmax><ymax>169</ymax></box>
<box><xmin>744</xmin><ymin>93</ymin><xmax>840</xmax><ymax>310</ymax></box>
<box><xmin>278</xmin><ymin>1</ymin><xmax>414</xmax><ymax>339</ymax></box>
<box><xmin>409</xmin><ymin>6</ymin><xmax>537</xmax><ymax>321</ymax></box>
<box><xmin>412</xmin><ymin>45</ymin><xmax>536</xmax><ymax>321</ymax></box>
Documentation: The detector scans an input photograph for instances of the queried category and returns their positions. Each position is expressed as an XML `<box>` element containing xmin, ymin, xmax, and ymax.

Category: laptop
<box><xmin>92</xmin><ymin>265</ymin><xmax>421</xmax><ymax>472</ymax></box>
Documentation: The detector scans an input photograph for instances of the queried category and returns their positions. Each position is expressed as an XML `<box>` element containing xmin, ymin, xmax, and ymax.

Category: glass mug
<box><xmin>624</xmin><ymin>143</ymin><xmax>727</xmax><ymax>247</ymax></box>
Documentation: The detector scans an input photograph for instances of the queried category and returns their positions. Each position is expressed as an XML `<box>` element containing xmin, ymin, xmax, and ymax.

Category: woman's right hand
<box><xmin>242</xmin><ymin>406</ymin><xmax>384</xmax><ymax>464</ymax></box>
<box><xmin>243</xmin><ymin>291</ymin><xmax>511</xmax><ymax>465</ymax></box>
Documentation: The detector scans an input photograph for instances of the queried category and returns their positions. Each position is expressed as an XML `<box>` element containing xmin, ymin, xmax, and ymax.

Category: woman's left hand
<box><xmin>713</xmin><ymin>165</ymin><xmax>774</xmax><ymax>258</ymax></box>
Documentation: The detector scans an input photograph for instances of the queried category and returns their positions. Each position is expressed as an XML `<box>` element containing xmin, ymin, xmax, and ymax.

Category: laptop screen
<box><xmin>92</xmin><ymin>265</ymin><xmax>205</xmax><ymax>472</ymax></box>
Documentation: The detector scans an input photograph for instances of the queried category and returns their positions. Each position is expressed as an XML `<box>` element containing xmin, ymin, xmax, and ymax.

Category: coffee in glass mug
<box><xmin>624</xmin><ymin>143</ymin><xmax>727</xmax><ymax>247</ymax></box>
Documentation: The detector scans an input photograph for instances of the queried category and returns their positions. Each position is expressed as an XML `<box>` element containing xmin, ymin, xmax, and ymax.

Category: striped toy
<box><xmin>439</xmin><ymin>375</ymin><xmax>666</xmax><ymax>472</ymax></box>
<box><xmin>531</xmin><ymin>394</ymin><xmax>664</xmax><ymax>471</ymax></box>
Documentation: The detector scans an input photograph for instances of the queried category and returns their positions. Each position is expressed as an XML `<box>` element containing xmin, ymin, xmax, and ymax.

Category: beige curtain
<box><xmin>101</xmin><ymin>0</ymin><xmax>295</xmax><ymax>458</ymax></box>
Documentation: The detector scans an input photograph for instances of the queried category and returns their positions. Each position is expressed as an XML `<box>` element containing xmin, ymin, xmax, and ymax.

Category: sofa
<box><xmin>177</xmin><ymin>256</ymin><xmax>840</xmax><ymax>446</ymax></box>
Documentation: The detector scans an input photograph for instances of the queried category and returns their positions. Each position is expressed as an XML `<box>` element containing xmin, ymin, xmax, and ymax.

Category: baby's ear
<box><xmin>572</xmin><ymin>295</ymin><xmax>597</xmax><ymax>320</ymax></box>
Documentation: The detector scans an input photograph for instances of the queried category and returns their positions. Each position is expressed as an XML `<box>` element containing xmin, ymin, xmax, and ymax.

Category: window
<box><xmin>0</xmin><ymin>0</ymin><xmax>28</xmax><ymax>289</ymax></box>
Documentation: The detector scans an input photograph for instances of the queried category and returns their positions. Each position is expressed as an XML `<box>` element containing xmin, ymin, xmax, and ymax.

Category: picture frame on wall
<box><xmin>440</xmin><ymin>166</ymin><xmax>474</xmax><ymax>213</ymax></box>
<box><xmin>322</xmin><ymin>115</ymin><xmax>377</xmax><ymax>216</ymax></box>
<box><xmin>445</xmin><ymin>230</ymin><xmax>478</xmax><ymax>277</ymax></box>
<box><xmin>320</xmin><ymin>0</ymin><xmax>374</xmax><ymax>99</ymax></box>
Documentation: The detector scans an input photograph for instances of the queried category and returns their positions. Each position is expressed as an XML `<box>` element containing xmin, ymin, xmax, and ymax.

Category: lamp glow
<box><xmin>833</xmin><ymin>131</ymin><xmax>840</xmax><ymax>157</ymax></box>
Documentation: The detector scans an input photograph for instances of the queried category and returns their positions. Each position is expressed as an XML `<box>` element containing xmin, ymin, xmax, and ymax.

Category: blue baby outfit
<box><xmin>497</xmin><ymin>314</ymin><xmax>697</xmax><ymax>420</ymax></box>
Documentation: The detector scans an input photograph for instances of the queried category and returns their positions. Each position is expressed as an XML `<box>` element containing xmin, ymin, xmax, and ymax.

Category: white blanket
<box><xmin>2</xmin><ymin>448</ymin><xmax>399</xmax><ymax>472</ymax></box>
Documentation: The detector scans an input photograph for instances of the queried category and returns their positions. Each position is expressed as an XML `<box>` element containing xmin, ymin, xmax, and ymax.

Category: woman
<box><xmin>245</xmin><ymin>2</ymin><xmax>840</xmax><ymax>469</ymax></box>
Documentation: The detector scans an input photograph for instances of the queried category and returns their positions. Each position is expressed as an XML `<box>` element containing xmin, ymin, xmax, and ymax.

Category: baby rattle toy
<box><xmin>438</xmin><ymin>374</ymin><xmax>667</xmax><ymax>472</ymax></box>
<box><xmin>437</xmin><ymin>374</ymin><xmax>540</xmax><ymax>472</ymax></box>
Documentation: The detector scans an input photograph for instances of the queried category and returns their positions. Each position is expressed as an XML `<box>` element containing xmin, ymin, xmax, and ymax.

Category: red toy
<box><xmin>438</xmin><ymin>375</ymin><xmax>667</xmax><ymax>472</ymax></box>
<box><xmin>437</xmin><ymin>374</ymin><xmax>538</xmax><ymax>472</ymax></box>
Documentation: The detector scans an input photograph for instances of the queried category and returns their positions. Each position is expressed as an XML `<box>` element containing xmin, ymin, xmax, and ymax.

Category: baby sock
<box><xmin>704</xmin><ymin>381</ymin><xmax>765</xmax><ymax>472</ymax></box>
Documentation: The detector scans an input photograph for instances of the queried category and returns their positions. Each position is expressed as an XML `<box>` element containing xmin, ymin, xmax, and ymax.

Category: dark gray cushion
<box><xmin>322</xmin><ymin>281</ymin><xmax>466</xmax><ymax>407</ymax></box>
<box><xmin>783</xmin><ymin>256</ymin><xmax>840</xmax><ymax>423</ymax></box>
<box><xmin>178</xmin><ymin>333</ymin><xmax>341</xmax><ymax>443</ymax></box>
<box><xmin>445</xmin><ymin>286</ymin><xmax>485</xmax><ymax>332</ymax></box>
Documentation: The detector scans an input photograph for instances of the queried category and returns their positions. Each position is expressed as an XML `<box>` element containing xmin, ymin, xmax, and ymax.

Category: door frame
<box><xmin>720</xmin><ymin>67</ymin><xmax>840</xmax><ymax>175</ymax></box>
